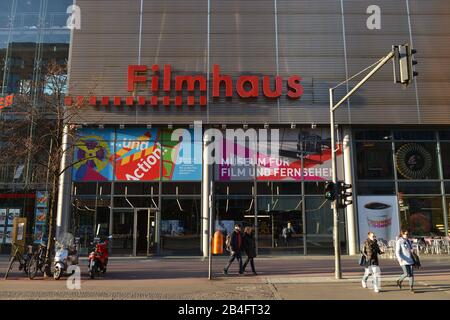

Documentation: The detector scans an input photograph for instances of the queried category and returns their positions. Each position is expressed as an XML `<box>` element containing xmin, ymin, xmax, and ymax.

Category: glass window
<box><xmin>70</xmin><ymin>198</ymin><xmax>95</xmax><ymax>253</ymax></box>
<box><xmin>214</xmin><ymin>197</ymin><xmax>254</xmax><ymax>255</ymax></box>
<box><xmin>161</xmin><ymin>198</ymin><xmax>201</xmax><ymax>255</ymax></box>
<box><xmin>256</xmin><ymin>196</ymin><xmax>303</xmax><ymax>254</ymax></box>
<box><xmin>357</xmin><ymin>181</ymin><xmax>395</xmax><ymax>195</ymax></box>
<box><xmin>114</xmin><ymin>182</ymin><xmax>159</xmax><ymax>196</ymax></box>
<box><xmin>306</xmin><ymin>197</ymin><xmax>334</xmax><ymax>254</ymax></box>
<box><xmin>400</xmin><ymin>197</ymin><xmax>445</xmax><ymax>237</ymax></box>
<box><xmin>398</xmin><ymin>182</ymin><xmax>441</xmax><ymax>195</ymax></box>
<box><xmin>162</xmin><ymin>182</ymin><xmax>201</xmax><ymax>195</ymax></box>
<box><xmin>356</xmin><ymin>142</ymin><xmax>394</xmax><ymax>179</ymax></box>
<box><xmin>97</xmin><ymin>182</ymin><xmax>111</xmax><ymax>196</ymax></box>
<box><xmin>112</xmin><ymin>209</ymin><xmax>134</xmax><ymax>255</ymax></box>
<box><xmin>354</xmin><ymin>130</ymin><xmax>392</xmax><ymax>141</ymax></box>
<box><xmin>73</xmin><ymin>182</ymin><xmax>96</xmax><ymax>195</ymax></box>
<box><xmin>441</xmin><ymin>142</ymin><xmax>450</xmax><ymax>179</ymax></box>
<box><xmin>393</xmin><ymin>131</ymin><xmax>435</xmax><ymax>141</ymax></box>
<box><xmin>215</xmin><ymin>182</ymin><xmax>254</xmax><ymax>195</ymax></box>
<box><xmin>439</xmin><ymin>131</ymin><xmax>450</xmax><ymax>141</ymax></box>
<box><xmin>445</xmin><ymin>182</ymin><xmax>450</xmax><ymax>195</ymax></box>
<box><xmin>394</xmin><ymin>142</ymin><xmax>438</xmax><ymax>180</ymax></box>
<box><xmin>257</xmin><ymin>182</ymin><xmax>301</xmax><ymax>195</ymax></box>
<box><xmin>304</xmin><ymin>181</ymin><xmax>325</xmax><ymax>195</ymax></box>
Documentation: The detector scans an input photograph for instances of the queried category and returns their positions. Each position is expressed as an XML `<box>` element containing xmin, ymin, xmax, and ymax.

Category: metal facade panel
<box><xmin>68</xmin><ymin>0</ymin><xmax>450</xmax><ymax>125</ymax></box>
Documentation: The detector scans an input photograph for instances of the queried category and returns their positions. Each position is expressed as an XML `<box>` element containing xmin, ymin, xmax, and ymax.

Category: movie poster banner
<box><xmin>114</xmin><ymin>128</ymin><xmax>201</xmax><ymax>181</ymax></box>
<box><xmin>72</xmin><ymin>128</ymin><xmax>115</xmax><ymax>181</ymax></box>
<box><xmin>34</xmin><ymin>191</ymin><xmax>49</xmax><ymax>244</ymax></box>
<box><xmin>215</xmin><ymin>128</ymin><xmax>343</xmax><ymax>181</ymax></box>
<box><xmin>357</xmin><ymin>195</ymin><xmax>400</xmax><ymax>245</ymax></box>
<box><xmin>115</xmin><ymin>128</ymin><xmax>161</xmax><ymax>181</ymax></box>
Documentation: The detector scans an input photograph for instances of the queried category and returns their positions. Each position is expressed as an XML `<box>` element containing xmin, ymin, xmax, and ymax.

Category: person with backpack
<box><xmin>242</xmin><ymin>226</ymin><xmax>257</xmax><ymax>275</ymax></box>
<box><xmin>361</xmin><ymin>231</ymin><xmax>383</xmax><ymax>293</ymax></box>
<box><xmin>395</xmin><ymin>230</ymin><xmax>416</xmax><ymax>293</ymax></box>
<box><xmin>223</xmin><ymin>224</ymin><xmax>243</xmax><ymax>275</ymax></box>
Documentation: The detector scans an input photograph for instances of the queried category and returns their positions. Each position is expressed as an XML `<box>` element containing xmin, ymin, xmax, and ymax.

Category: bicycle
<box><xmin>28</xmin><ymin>242</ymin><xmax>52</xmax><ymax>279</ymax></box>
<box><xmin>4</xmin><ymin>242</ymin><xmax>33</xmax><ymax>280</ymax></box>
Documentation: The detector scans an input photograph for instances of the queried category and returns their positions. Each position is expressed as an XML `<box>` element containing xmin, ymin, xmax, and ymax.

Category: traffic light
<box><xmin>324</xmin><ymin>181</ymin><xmax>336</xmax><ymax>201</ymax></box>
<box><xmin>393</xmin><ymin>44</ymin><xmax>418</xmax><ymax>86</ymax></box>
<box><xmin>337</xmin><ymin>181</ymin><xmax>353</xmax><ymax>209</ymax></box>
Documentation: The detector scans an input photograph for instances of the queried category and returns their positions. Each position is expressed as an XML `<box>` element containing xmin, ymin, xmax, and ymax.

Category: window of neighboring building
<box><xmin>354</xmin><ymin>130</ymin><xmax>392</xmax><ymax>140</ymax></box>
<box><xmin>356</xmin><ymin>181</ymin><xmax>396</xmax><ymax>195</ymax></box>
<box><xmin>398</xmin><ymin>181</ymin><xmax>442</xmax><ymax>195</ymax></box>
<box><xmin>441</xmin><ymin>142</ymin><xmax>450</xmax><ymax>179</ymax></box>
<box><xmin>356</xmin><ymin>142</ymin><xmax>394</xmax><ymax>179</ymax></box>
<box><xmin>393</xmin><ymin>130</ymin><xmax>435</xmax><ymax>141</ymax></box>
<box><xmin>400</xmin><ymin>197</ymin><xmax>445</xmax><ymax>237</ymax></box>
<box><xmin>394</xmin><ymin>142</ymin><xmax>439</xmax><ymax>180</ymax></box>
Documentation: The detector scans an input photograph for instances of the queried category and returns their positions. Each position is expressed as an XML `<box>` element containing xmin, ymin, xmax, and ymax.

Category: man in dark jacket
<box><xmin>242</xmin><ymin>226</ymin><xmax>257</xmax><ymax>275</ymax></box>
<box><xmin>223</xmin><ymin>224</ymin><xmax>243</xmax><ymax>275</ymax></box>
<box><xmin>361</xmin><ymin>231</ymin><xmax>384</xmax><ymax>292</ymax></box>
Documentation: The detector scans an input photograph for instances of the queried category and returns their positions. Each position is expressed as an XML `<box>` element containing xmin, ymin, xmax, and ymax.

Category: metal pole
<box><xmin>330</xmin><ymin>88</ymin><xmax>342</xmax><ymax>280</ymax></box>
<box><xmin>208</xmin><ymin>180</ymin><xmax>213</xmax><ymax>280</ymax></box>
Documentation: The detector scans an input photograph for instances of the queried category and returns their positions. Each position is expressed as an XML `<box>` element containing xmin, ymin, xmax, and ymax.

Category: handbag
<box><xmin>358</xmin><ymin>253</ymin><xmax>367</xmax><ymax>267</ymax></box>
<box><xmin>411</xmin><ymin>251</ymin><xmax>421</xmax><ymax>269</ymax></box>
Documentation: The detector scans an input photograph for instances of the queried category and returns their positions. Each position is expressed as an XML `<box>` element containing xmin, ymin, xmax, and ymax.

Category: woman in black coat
<box><xmin>361</xmin><ymin>232</ymin><xmax>383</xmax><ymax>292</ymax></box>
<box><xmin>242</xmin><ymin>226</ymin><xmax>257</xmax><ymax>275</ymax></box>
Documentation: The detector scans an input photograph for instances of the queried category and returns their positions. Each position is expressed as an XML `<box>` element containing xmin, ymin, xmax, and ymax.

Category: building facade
<box><xmin>3</xmin><ymin>0</ymin><xmax>449</xmax><ymax>256</ymax></box>
<box><xmin>0</xmin><ymin>0</ymin><xmax>72</xmax><ymax>252</ymax></box>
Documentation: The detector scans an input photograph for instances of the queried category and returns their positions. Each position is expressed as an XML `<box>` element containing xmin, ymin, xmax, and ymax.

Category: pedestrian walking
<box><xmin>223</xmin><ymin>224</ymin><xmax>243</xmax><ymax>275</ymax></box>
<box><xmin>282</xmin><ymin>222</ymin><xmax>294</xmax><ymax>247</ymax></box>
<box><xmin>361</xmin><ymin>231</ymin><xmax>383</xmax><ymax>293</ymax></box>
<box><xmin>242</xmin><ymin>226</ymin><xmax>257</xmax><ymax>275</ymax></box>
<box><xmin>395</xmin><ymin>230</ymin><xmax>416</xmax><ymax>293</ymax></box>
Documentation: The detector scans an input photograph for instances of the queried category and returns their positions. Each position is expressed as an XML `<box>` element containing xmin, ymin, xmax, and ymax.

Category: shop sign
<box><xmin>64</xmin><ymin>65</ymin><xmax>303</xmax><ymax>107</ymax></box>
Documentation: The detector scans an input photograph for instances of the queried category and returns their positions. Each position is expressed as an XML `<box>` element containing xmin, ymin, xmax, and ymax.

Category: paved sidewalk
<box><xmin>1</xmin><ymin>255</ymin><xmax>449</xmax><ymax>300</ymax></box>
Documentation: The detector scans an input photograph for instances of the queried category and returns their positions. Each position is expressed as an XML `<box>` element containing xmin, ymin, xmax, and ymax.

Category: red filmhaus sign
<box><xmin>65</xmin><ymin>65</ymin><xmax>303</xmax><ymax>107</ymax></box>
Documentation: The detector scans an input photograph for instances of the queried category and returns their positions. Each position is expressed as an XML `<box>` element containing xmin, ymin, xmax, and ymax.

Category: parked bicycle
<box><xmin>28</xmin><ymin>241</ymin><xmax>52</xmax><ymax>279</ymax></box>
<box><xmin>4</xmin><ymin>242</ymin><xmax>33</xmax><ymax>280</ymax></box>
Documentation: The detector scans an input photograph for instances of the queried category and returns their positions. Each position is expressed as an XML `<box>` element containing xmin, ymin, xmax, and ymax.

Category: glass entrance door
<box><xmin>135</xmin><ymin>208</ymin><xmax>157</xmax><ymax>256</ymax></box>
<box><xmin>112</xmin><ymin>209</ymin><xmax>134</xmax><ymax>256</ymax></box>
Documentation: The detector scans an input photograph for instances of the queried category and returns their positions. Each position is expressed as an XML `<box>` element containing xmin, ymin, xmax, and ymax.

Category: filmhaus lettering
<box><xmin>64</xmin><ymin>64</ymin><xmax>303</xmax><ymax>107</ymax></box>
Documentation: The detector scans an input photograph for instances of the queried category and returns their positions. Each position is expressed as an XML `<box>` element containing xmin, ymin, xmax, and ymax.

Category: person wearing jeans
<box><xmin>361</xmin><ymin>232</ymin><xmax>383</xmax><ymax>293</ymax></box>
<box><xmin>395</xmin><ymin>230</ymin><xmax>415</xmax><ymax>293</ymax></box>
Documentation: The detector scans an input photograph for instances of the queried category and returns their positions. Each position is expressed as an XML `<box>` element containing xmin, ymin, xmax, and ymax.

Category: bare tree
<box><xmin>0</xmin><ymin>61</ymin><xmax>97</xmax><ymax>271</ymax></box>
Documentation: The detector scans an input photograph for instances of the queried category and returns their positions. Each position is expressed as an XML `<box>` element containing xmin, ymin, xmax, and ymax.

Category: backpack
<box><xmin>225</xmin><ymin>233</ymin><xmax>232</xmax><ymax>251</ymax></box>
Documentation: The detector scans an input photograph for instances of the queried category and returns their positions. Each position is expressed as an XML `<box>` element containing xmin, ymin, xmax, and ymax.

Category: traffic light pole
<box><xmin>329</xmin><ymin>89</ymin><xmax>342</xmax><ymax>280</ymax></box>
<box><xmin>329</xmin><ymin>49</ymin><xmax>396</xmax><ymax>280</ymax></box>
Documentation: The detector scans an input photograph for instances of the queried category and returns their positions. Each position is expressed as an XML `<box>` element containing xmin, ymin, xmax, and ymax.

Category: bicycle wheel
<box><xmin>28</xmin><ymin>255</ymin><xmax>39</xmax><ymax>280</ymax></box>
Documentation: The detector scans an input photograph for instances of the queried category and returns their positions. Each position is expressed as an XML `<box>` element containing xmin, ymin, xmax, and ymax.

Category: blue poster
<box><xmin>72</xmin><ymin>128</ymin><xmax>114</xmax><ymax>181</ymax></box>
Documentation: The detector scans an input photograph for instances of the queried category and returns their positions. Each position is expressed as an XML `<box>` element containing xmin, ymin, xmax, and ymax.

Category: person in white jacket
<box><xmin>395</xmin><ymin>230</ymin><xmax>415</xmax><ymax>293</ymax></box>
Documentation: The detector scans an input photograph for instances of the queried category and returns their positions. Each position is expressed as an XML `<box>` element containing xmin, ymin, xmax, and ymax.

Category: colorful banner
<box><xmin>0</xmin><ymin>209</ymin><xmax>6</xmax><ymax>226</ymax></box>
<box><xmin>114</xmin><ymin>128</ymin><xmax>201</xmax><ymax>181</ymax></box>
<box><xmin>161</xmin><ymin>129</ymin><xmax>202</xmax><ymax>181</ymax></box>
<box><xmin>72</xmin><ymin>128</ymin><xmax>202</xmax><ymax>181</ymax></box>
<box><xmin>33</xmin><ymin>224</ymin><xmax>46</xmax><ymax>243</ymax></box>
<box><xmin>0</xmin><ymin>209</ymin><xmax>6</xmax><ymax>244</ymax></box>
<box><xmin>115</xmin><ymin>128</ymin><xmax>161</xmax><ymax>181</ymax></box>
<box><xmin>34</xmin><ymin>191</ymin><xmax>49</xmax><ymax>244</ymax></box>
<box><xmin>7</xmin><ymin>209</ymin><xmax>20</xmax><ymax>225</ymax></box>
<box><xmin>36</xmin><ymin>191</ymin><xmax>49</xmax><ymax>208</ymax></box>
<box><xmin>216</xmin><ymin>128</ymin><xmax>343</xmax><ymax>181</ymax></box>
<box><xmin>35</xmin><ymin>208</ymin><xmax>47</xmax><ymax>223</ymax></box>
<box><xmin>357</xmin><ymin>195</ymin><xmax>400</xmax><ymax>244</ymax></box>
<box><xmin>72</xmin><ymin>128</ymin><xmax>114</xmax><ymax>181</ymax></box>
